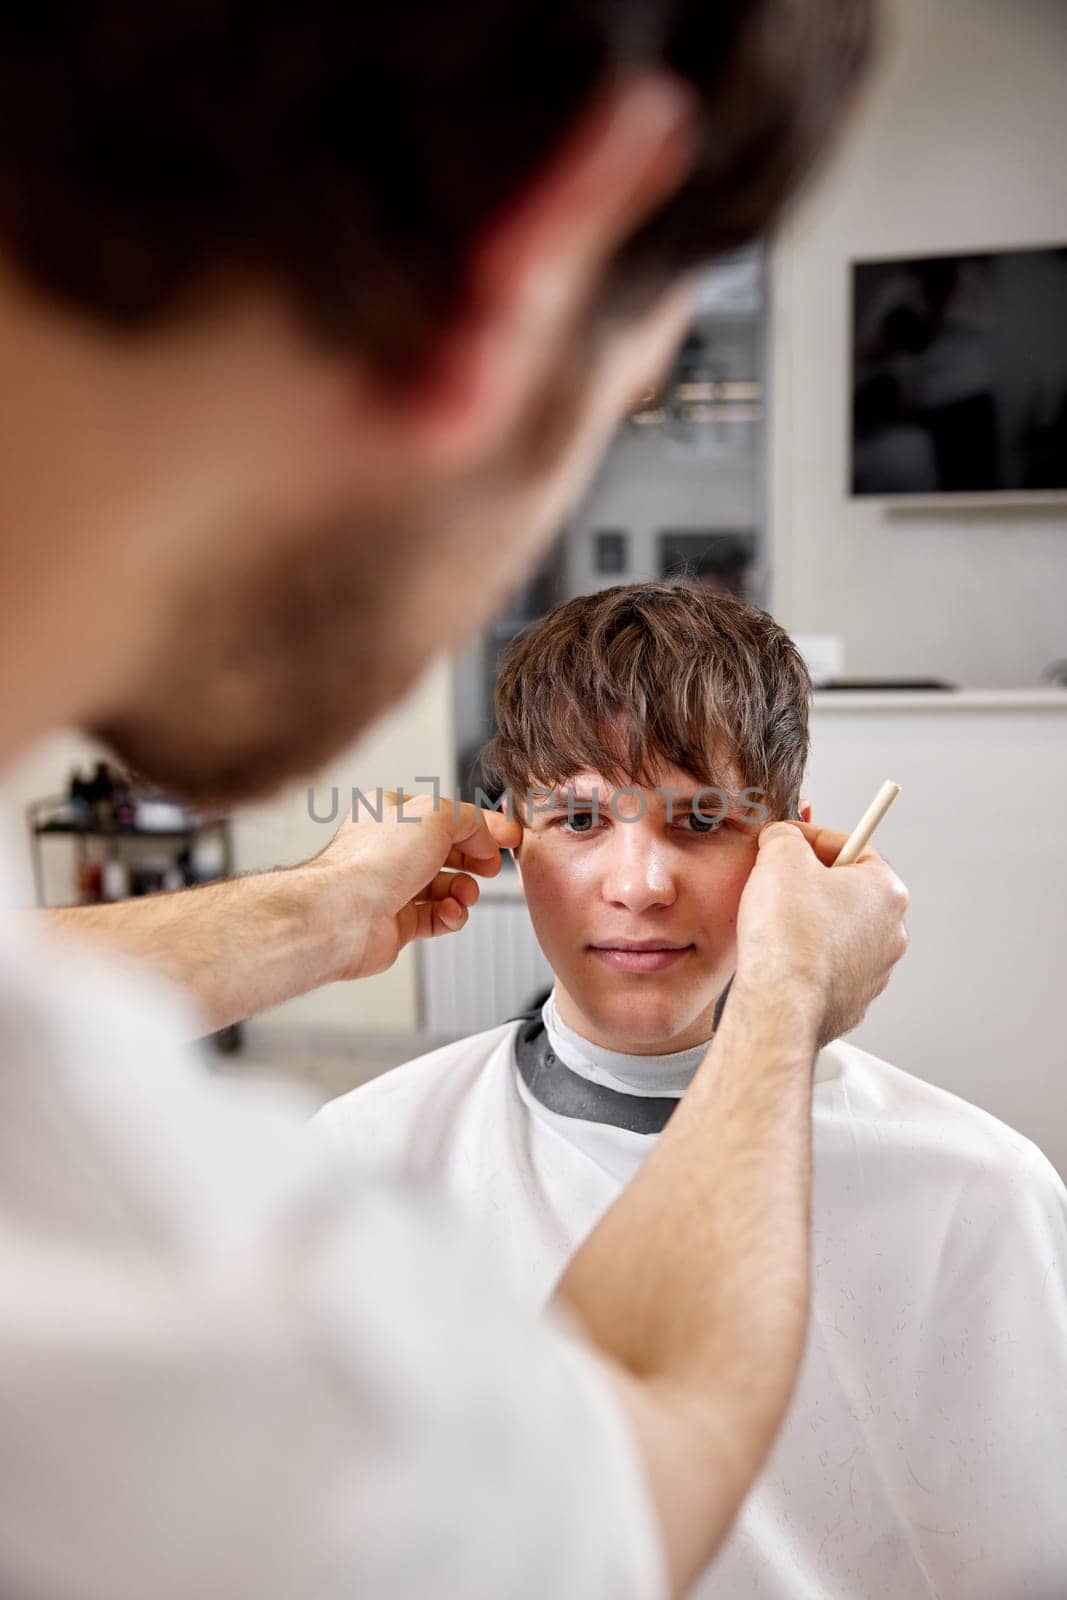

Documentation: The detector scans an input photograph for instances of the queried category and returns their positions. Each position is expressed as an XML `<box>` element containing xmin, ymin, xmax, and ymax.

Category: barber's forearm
<box><xmin>556</xmin><ymin>977</ymin><xmax>817</xmax><ymax>1597</ymax></box>
<box><xmin>39</xmin><ymin>866</ymin><xmax>349</xmax><ymax>1033</ymax></box>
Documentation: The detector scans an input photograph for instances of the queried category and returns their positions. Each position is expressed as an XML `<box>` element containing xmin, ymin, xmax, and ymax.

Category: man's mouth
<box><xmin>588</xmin><ymin>940</ymin><xmax>694</xmax><ymax>974</ymax></box>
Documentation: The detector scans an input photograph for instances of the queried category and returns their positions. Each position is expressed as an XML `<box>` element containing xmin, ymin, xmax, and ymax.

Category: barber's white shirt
<box><xmin>312</xmin><ymin>995</ymin><xmax>1067</xmax><ymax>1600</ymax></box>
<box><xmin>0</xmin><ymin>867</ymin><xmax>666</xmax><ymax>1600</ymax></box>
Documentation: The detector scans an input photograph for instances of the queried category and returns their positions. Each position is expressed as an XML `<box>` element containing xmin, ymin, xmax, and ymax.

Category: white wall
<box><xmin>770</xmin><ymin>0</ymin><xmax>1067</xmax><ymax>687</ymax></box>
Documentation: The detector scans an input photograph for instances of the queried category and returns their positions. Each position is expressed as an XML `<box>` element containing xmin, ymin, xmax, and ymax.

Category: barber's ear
<box><xmin>391</xmin><ymin>74</ymin><xmax>696</xmax><ymax>466</ymax></box>
<box><xmin>798</xmin><ymin>797</ymin><xmax>813</xmax><ymax>824</ymax></box>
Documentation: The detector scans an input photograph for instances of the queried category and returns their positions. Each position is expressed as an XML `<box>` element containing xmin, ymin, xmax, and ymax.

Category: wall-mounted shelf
<box><xmin>28</xmin><ymin>798</ymin><xmax>239</xmax><ymax>1052</ymax></box>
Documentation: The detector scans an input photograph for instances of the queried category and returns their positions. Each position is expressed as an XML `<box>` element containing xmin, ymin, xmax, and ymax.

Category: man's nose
<box><xmin>600</xmin><ymin>825</ymin><xmax>678</xmax><ymax>913</ymax></box>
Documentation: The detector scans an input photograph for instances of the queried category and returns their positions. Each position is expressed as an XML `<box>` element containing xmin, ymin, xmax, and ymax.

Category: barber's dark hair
<box><xmin>0</xmin><ymin>2</ymin><xmax>874</xmax><ymax>372</ymax></box>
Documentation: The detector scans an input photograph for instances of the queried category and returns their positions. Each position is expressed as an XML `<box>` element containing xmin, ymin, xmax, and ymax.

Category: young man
<box><xmin>313</xmin><ymin>581</ymin><xmax>1067</xmax><ymax>1600</ymax></box>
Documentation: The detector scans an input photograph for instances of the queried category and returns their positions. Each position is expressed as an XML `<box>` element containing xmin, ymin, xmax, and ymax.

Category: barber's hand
<box><xmin>734</xmin><ymin>820</ymin><xmax>909</xmax><ymax>1050</ymax></box>
<box><xmin>305</xmin><ymin>792</ymin><xmax>522</xmax><ymax>982</ymax></box>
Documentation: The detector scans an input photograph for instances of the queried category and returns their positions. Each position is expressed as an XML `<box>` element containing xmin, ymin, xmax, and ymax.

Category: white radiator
<box><xmin>418</xmin><ymin>885</ymin><xmax>552</xmax><ymax>1035</ymax></box>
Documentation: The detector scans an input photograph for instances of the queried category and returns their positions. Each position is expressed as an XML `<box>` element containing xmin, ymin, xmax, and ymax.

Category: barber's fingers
<box><xmin>441</xmin><ymin>802</ymin><xmax>522</xmax><ymax>873</ymax></box>
<box><xmin>410</xmin><ymin>870</ymin><xmax>479</xmax><ymax>938</ymax></box>
<box><xmin>447</xmin><ymin>801</ymin><xmax>522</xmax><ymax>864</ymax></box>
<box><xmin>381</xmin><ymin>791</ymin><xmax>521</xmax><ymax>876</ymax></box>
<box><xmin>760</xmin><ymin>819</ymin><xmax>910</xmax><ymax>935</ymax></box>
<box><xmin>415</xmin><ymin>870</ymin><xmax>479</xmax><ymax>910</ymax></box>
<box><xmin>758</xmin><ymin>817</ymin><xmax>886</xmax><ymax>870</ymax></box>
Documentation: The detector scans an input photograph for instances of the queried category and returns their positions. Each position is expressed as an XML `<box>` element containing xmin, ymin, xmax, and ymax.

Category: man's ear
<box><xmin>393</xmin><ymin>73</ymin><xmax>697</xmax><ymax>466</ymax></box>
<box><xmin>798</xmin><ymin>797</ymin><xmax>813</xmax><ymax>824</ymax></box>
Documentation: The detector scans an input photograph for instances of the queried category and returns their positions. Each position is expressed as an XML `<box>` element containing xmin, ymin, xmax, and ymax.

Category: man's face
<box><xmin>514</xmin><ymin>759</ymin><xmax>765</xmax><ymax>1053</ymax></box>
<box><xmin>91</xmin><ymin>281</ymin><xmax>693</xmax><ymax>804</ymax></box>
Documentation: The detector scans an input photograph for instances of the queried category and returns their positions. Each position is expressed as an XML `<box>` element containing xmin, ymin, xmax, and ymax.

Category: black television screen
<box><xmin>851</xmin><ymin>246</ymin><xmax>1067</xmax><ymax>496</ymax></box>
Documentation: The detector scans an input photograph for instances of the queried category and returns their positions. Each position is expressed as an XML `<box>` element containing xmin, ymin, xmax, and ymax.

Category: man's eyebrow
<box><xmin>665</xmin><ymin>789</ymin><xmax>736</xmax><ymax>806</ymax></box>
<box><xmin>522</xmin><ymin>785</ymin><xmax>609</xmax><ymax>813</ymax></box>
<box><xmin>535</xmin><ymin>786</ymin><xmax>597</xmax><ymax>808</ymax></box>
<box><xmin>530</xmin><ymin>784</ymin><xmax>740</xmax><ymax>810</ymax></box>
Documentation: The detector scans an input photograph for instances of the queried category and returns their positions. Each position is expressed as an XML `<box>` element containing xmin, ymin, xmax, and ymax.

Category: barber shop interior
<box><xmin>1</xmin><ymin>1</ymin><xmax>1064</xmax><ymax>1595</ymax></box>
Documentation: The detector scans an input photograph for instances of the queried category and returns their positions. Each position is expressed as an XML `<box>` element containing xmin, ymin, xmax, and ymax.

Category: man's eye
<box><xmin>679</xmin><ymin>811</ymin><xmax>726</xmax><ymax>835</ymax></box>
<box><xmin>558</xmin><ymin>812</ymin><xmax>598</xmax><ymax>834</ymax></box>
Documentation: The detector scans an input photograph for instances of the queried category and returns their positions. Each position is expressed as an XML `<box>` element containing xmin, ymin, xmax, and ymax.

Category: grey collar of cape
<box><xmin>512</xmin><ymin>978</ymin><xmax>733</xmax><ymax>1136</ymax></box>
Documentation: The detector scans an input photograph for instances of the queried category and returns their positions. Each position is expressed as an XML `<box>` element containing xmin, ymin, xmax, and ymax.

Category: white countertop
<box><xmin>812</xmin><ymin>688</ymin><xmax>1067</xmax><ymax>713</ymax></box>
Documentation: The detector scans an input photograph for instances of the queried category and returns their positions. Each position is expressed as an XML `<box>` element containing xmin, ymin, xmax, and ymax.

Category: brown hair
<box><xmin>0</xmin><ymin>2</ymin><xmax>873</xmax><ymax>374</ymax></box>
<box><xmin>481</xmin><ymin>581</ymin><xmax>812</xmax><ymax>820</ymax></box>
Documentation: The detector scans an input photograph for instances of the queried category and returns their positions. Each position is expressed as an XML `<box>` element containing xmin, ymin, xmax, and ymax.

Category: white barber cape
<box><xmin>0</xmin><ymin>855</ymin><xmax>667</xmax><ymax>1600</ymax></box>
<box><xmin>313</xmin><ymin>990</ymin><xmax>1067</xmax><ymax>1600</ymax></box>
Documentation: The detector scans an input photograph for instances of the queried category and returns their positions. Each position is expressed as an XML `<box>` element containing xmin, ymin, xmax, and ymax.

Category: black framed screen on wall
<box><xmin>851</xmin><ymin>246</ymin><xmax>1067</xmax><ymax>496</ymax></box>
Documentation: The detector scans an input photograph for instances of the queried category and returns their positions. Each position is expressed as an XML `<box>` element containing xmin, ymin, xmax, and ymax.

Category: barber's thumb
<box><xmin>756</xmin><ymin>819</ymin><xmax>804</xmax><ymax>852</ymax></box>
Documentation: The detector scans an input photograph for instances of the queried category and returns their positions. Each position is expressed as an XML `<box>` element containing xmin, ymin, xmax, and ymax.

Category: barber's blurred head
<box><xmin>0</xmin><ymin>3</ymin><xmax>874</xmax><ymax>801</ymax></box>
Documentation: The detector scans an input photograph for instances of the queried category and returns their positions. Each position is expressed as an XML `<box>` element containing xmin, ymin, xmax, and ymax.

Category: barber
<box><xmin>0</xmin><ymin>5</ymin><xmax>894</xmax><ymax>1597</ymax></box>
